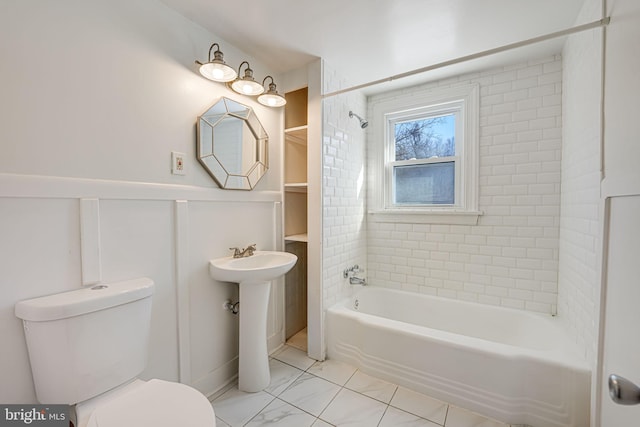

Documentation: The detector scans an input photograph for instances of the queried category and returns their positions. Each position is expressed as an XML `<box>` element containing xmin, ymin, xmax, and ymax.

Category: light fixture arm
<box><xmin>262</xmin><ymin>76</ymin><xmax>275</xmax><ymax>86</ymax></box>
<box><xmin>208</xmin><ymin>43</ymin><xmax>222</xmax><ymax>61</ymax></box>
<box><xmin>237</xmin><ymin>61</ymin><xmax>252</xmax><ymax>78</ymax></box>
<box><xmin>262</xmin><ymin>76</ymin><xmax>277</xmax><ymax>92</ymax></box>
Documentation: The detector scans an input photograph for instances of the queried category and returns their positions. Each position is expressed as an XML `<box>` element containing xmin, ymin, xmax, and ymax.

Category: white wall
<box><xmin>0</xmin><ymin>0</ymin><xmax>282</xmax><ymax>189</ymax></box>
<box><xmin>366</xmin><ymin>57</ymin><xmax>563</xmax><ymax>314</ymax></box>
<box><xmin>322</xmin><ymin>63</ymin><xmax>368</xmax><ymax>309</ymax></box>
<box><xmin>0</xmin><ymin>0</ymin><xmax>284</xmax><ymax>403</ymax></box>
<box><xmin>602</xmin><ymin>0</ymin><xmax>640</xmax><ymax>190</ymax></box>
<box><xmin>559</xmin><ymin>0</ymin><xmax>603</xmax><ymax>364</ymax></box>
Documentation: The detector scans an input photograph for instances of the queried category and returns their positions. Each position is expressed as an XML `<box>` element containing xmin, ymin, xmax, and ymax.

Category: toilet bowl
<box><xmin>15</xmin><ymin>278</ymin><xmax>216</xmax><ymax>427</ymax></box>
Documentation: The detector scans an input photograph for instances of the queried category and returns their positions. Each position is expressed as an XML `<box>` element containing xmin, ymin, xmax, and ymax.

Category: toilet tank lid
<box><xmin>15</xmin><ymin>278</ymin><xmax>154</xmax><ymax>322</ymax></box>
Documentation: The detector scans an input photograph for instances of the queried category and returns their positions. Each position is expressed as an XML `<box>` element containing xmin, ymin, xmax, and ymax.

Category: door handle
<box><xmin>608</xmin><ymin>374</ymin><xmax>640</xmax><ymax>405</ymax></box>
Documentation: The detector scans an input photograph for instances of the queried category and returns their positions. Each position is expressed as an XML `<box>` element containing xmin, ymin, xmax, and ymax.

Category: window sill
<box><xmin>368</xmin><ymin>209</ymin><xmax>482</xmax><ymax>225</ymax></box>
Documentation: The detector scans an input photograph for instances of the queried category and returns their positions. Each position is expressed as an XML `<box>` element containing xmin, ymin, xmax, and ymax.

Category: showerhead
<box><xmin>349</xmin><ymin>111</ymin><xmax>368</xmax><ymax>129</ymax></box>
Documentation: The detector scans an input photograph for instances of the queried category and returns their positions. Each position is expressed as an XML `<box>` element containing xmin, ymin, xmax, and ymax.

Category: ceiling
<box><xmin>161</xmin><ymin>0</ymin><xmax>588</xmax><ymax>93</ymax></box>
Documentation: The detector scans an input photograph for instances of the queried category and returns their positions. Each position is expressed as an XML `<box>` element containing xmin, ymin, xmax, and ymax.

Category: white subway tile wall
<box><xmin>322</xmin><ymin>62</ymin><xmax>368</xmax><ymax>308</ymax></box>
<box><xmin>558</xmin><ymin>0</ymin><xmax>602</xmax><ymax>363</ymax></box>
<box><xmin>366</xmin><ymin>56</ymin><xmax>563</xmax><ymax>314</ymax></box>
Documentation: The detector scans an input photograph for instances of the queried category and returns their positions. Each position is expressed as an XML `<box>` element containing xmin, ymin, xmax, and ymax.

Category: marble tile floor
<box><xmin>211</xmin><ymin>345</ymin><xmax>517</xmax><ymax>427</ymax></box>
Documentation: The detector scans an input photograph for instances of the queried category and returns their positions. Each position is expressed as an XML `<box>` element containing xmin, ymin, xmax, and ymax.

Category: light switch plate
<box><xmin>171</xmin><ymin>151</ymin><xmax>186</xmax><ymax>175</ymax></box>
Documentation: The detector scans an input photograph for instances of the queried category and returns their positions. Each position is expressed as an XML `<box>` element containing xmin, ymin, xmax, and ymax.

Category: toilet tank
<box><xmin>15</xmin><ymin>278</ymin><xmax>154</xmax><ymax>404</ymax></box>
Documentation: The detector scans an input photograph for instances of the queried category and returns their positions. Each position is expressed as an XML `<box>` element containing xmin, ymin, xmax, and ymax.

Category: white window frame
<box><xmin>369</xmin><ymin>84</ymin><xmax>481</xmax><ymax>225</ymax></box>
<box><xmin>386</xmin><ymin>105</ymin><xmax>462</xmax><ymax>208</ymax></box>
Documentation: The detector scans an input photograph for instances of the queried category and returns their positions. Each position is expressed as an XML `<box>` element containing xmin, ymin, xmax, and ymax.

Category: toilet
<box><xmin>15</xmin><ymin>277</ymin><xmax>216</xmax><ymax>427</ymax></box>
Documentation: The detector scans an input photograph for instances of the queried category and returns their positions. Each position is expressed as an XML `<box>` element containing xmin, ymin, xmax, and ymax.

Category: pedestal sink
<box><xmin>209</xmin><ymin>251</ymin><xmax>297</xmax><ymax>392</ymax></box>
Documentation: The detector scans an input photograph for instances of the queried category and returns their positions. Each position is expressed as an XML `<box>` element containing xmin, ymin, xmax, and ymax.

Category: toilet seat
<box><xmin>85</xmin><ymin>379</ymin><xmax>216</xmax><ymax>427</ymax></box>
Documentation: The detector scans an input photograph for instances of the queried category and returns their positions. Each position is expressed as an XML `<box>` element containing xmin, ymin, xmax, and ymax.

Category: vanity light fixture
<box><xmin>230</xmin><ymin>61</ymin><xmax>265</xmax><ymax>96</ymax></box>
<box><xmin>195</xmin><ymin>43</ymin><xmax>237</xmax><ymax>82</ymax></box>
<box><xmin>196</xmin><ymin>44</ymin><xmax>285</xmax><ymax>108</ymax></box>
<box><xmin>257</xmin><ymin>76</ymin><xmax>287</xmax><ymax>107</ymax></box>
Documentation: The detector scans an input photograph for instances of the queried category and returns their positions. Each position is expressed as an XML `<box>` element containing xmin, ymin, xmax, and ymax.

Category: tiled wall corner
<box><xmin>366</xmin><ymin>56</ymin><xmax>563</xmax><ymax>315</ymax></box>
<box><xmin>558</xmin><ymin>0</ymin><xmax>603</xmax><ymax>364</ymax></box>
<box><xmin>322</xmin><ymin>63</ymin><xmax>368</xmax><ymax>309</ymax></box>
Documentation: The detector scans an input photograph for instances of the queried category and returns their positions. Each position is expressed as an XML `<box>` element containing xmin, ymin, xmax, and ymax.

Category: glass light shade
<box><xmin>257</xmin><ymin>78</ymin><xmax>286</xmax><ymax>107</ymax></box>
<box><xmin>230</xmin><ymin>62</ymin><xmax>265</xmax><ymax>96</ymax></box>
<box><xmin>199</xmin><ymin>62</ymin><xmax>237</xmax><ymax>82</ymax></box>
<box><xmin>258</xmin><ymin>92</ymin><xmax>286</xmax><ymax>107</ymax></box>
<box><xmin>231</xmin><ymin>78</ymin><xmax>265</xmax><ymax>96</ymax></box>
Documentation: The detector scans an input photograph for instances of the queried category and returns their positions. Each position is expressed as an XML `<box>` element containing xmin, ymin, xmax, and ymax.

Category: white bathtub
<box><xmin>326</xmin><ymin>287</ymin><xmax>590</xmax><ymax>427</ymax></box>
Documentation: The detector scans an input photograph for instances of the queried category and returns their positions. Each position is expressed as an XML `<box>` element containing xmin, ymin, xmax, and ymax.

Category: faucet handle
<box><xmin>246</xmin><ymin>244</ymin><xmax>257</xmax><ymax>256</ymax></box>
<box><xmin>343</xmin><ymin>264</ymin><xmax>364</xmax><ymax>278</ymax></box>
<box><xmin>229</xmin><ymin>247</ymin><xmax>241</xmax><ymax>257</ymax></box>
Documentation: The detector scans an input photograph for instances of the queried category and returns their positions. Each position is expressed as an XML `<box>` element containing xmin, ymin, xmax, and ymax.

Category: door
<box><xmin>599</xmin><ymin>195</ymin><xmax>640</xmax><ymax>425</ymax></box>
<box><xmin>597</xmin><ymin>0</ymin><xmax>640</xmax><ymax>424</ymax></box>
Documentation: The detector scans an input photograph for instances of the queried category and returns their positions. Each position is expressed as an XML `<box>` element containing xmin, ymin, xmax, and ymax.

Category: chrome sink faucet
<box><xmin>230</xmin><ymin>244</ymin><xmax>256</xmax><ymax>258</ymax></box>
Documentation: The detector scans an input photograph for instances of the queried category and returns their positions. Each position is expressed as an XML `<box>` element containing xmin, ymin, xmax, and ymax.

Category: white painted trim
<box><xmin>267</xmin><ymin>328</ymin><xmax>284</xmax><ymax>354</ymax></box>
<box><xmin>307</xmin><ymin>59</ymin><xmax>324</xmax><ymax>361</ymax></box>
<box><xmin>0</xmin><ymin>173</ymin><xmax>282</xmax><ymax>203</ymax></box>
<box><xmin>271</xmin><ymin>202</ymin><xmax>285</xmax><ymax>350</ymax></box>
<box><xmin>79</xmin><ymin>198</ymin><xmax>102</xmax><ymax>285</ymax></box>
<box><xmin>174</xmin><ymin>200</ymin><xmax>192</xmax><ymax>385</ymax></box>
<box><xmin>274</xmin><ymin>202</ymin><xmax>283</xmax><ymax>252</ymax></box>
<box><xmin>193</xmin><ymin>357</ymin><xmax>238</xmax><ymax>399</ymax></box>
<box><xmin>601</xmin><ymin>177</ymin><xmax>640</xmax><ymax>199</ymax></box>
<box><xmin>593</xmin><ymin>196</ymin><xmax>611</xmax><ymax>427</ymax></box>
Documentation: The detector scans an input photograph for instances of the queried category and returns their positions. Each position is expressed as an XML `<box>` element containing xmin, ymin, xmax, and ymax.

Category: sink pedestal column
<box><xmin>238</xmin><ymin>280</ymin><xmax>271</xmax><ymax>392</ymax></box>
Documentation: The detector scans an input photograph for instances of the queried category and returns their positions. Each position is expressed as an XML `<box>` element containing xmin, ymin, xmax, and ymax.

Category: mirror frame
<box><xmin>196</xmin><ymin>97</ymin><xmax>269</xmax><ymax>190</ymax></box>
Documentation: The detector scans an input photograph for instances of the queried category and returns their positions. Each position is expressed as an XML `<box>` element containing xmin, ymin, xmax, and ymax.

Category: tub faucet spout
<box><xmin>344</xmin><ymin>264</ymin><xmax>366</xmax><ymax>285</ymax></box>
<box><xmin>349</xmin><ymin>276</ymin><xmax>367</xmax><ymax>286</ymax></box>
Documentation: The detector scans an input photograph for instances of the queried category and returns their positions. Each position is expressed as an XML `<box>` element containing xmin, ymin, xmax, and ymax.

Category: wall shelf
<box><xmin>285</xmin><ymin>126</ymin><xmax>308</xmax><ymax>146</ymax></box>
<box><xmin>285</xmin><ymin>183</ymin><xmax>308</xmax><ymax>193</ymax></box>
<box><xmin>285</xmin><ymin>233</ymin><xmax>308</xmax><ymax>243</ymax></box>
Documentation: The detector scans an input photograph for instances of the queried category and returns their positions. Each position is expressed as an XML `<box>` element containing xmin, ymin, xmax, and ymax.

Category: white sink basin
<box><xmin>209</xmin><ymin>251</ymin><xmax>297</xmax><ymax>283</ymax></box>
<box><xmin>208</xmin><ymin>250</ymin><xmax>297</xmax><ymax>392</ymax></box>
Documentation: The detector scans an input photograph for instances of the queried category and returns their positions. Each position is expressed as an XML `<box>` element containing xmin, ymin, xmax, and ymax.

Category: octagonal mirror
<box><xmin>197</xmin><ymin>97</ymin><xmax>269</xmax><ymax>190</ymax></box>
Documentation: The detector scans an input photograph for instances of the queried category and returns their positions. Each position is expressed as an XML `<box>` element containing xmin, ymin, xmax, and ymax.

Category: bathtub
<box><xmin>326</xmin><ymin>287</ymin><xmax>590</xmax><ymax>427</ymax></box>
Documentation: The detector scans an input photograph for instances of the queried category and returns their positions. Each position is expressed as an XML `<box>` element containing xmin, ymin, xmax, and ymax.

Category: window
<box><xmin>389</xmin><ymin>110</ymin><xmax>458</xmax><ymax>206</ymax></box>
<box><xmin>370</xmin><ymin>84</ymin><xmax>480</xmax><ymax>224</ymax></box>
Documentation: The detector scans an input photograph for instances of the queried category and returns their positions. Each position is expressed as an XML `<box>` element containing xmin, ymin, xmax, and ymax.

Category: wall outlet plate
<box><xmin>171</xmin><ymin>151</ymin><xmax>186</xmax><ymax>175</ymax></box>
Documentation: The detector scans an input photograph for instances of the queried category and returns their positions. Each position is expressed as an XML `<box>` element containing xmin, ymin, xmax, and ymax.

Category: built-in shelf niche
<box><xmin>284</xmin><ymin>190</ymin><xmax>307</xmax><ymax>238</ymax></box>
<box><xmin>284</xmin><ymin>88</ymin><xmax>308</xmax><ymax>129</ymax></box>
<box><xmin>284</xmin><ymin>87</ymin><xmax>309</xmax><ymax>241</ymax></box>
<box><xmin>284</xmin><ymin>127</ymin><xmax>308</xmax><ymax>187</ymax></box>
<box><xmin>284</xmin><ymin>86</ymin><xmax>308</xmax><ymax>345</ymax></box>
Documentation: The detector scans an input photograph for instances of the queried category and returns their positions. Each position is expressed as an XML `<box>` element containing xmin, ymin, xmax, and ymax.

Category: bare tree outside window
<box><xmin>394</xmin><ymin>115</ymin><xmax>455</xmax><ymax>160</ymax></box>
<box><xmin>392</xmin><ymin>114</ymin><xmax>457</xmax><ymax>205</ymax></box>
